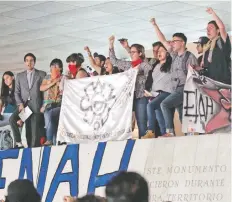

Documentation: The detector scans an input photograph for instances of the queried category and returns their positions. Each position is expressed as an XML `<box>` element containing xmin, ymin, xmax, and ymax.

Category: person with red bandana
<box><xmin>65</xmin><ymin>53</ymin><xmax>89</xmax><ymax>79</ymax></box>
<box><xmin>109</xmin><ymin>35</ymin><xmax>152</xmax><ymax>139</ymax></box>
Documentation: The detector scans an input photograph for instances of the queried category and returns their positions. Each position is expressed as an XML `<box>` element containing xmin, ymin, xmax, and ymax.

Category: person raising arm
<box><xmin>109</xmin><ymin>35</ymin><xmax>152</xmax><ymax>138</ymax></box>
<box><xmin>84</xmin><ymin>46</ymin><xmax>106</xmax><ymax>75</ymax></box>
<box><xmin>150</xmin><ymin>17</ymin><xmax>198</xmax><ymax>137</ymax></box>
<box><xmin>201</xmin><ymin>7</ymin><xmax>231</xmax><ymax>84</ymax></box>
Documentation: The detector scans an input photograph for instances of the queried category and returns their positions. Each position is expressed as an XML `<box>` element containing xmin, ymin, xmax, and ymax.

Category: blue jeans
<box><xmin>161</xmin><ymin>86</ymin><xmax>184</xmax><ymax>133</ymax></box>
<box><xmin>4</xmin><ymin>104</ymin><xmax>17</xmax><ymax>113</ymax></box>
<box><xmin>135</xmin><ymin>97</ymin><xmax>148</xmax><ymax>138</ymax></box>
<box><xmin>44</xmin><ymin>107</ymin><xmax>61</xmax><ymax>145</ymax></box>
<box><xmin>147</xmin><ymin>92</ymin><xmax>170</xmax><ymax>135</ymax></box>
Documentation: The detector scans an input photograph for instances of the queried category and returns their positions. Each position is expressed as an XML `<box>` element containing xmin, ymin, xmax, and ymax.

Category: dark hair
<box><xmin>208</xmin><ymin>20</ymin><xmax>220</xmax><ymax>31</ymax></box>
<box><xmin>50</xmin><ymin>58</ymin><xmax>63</xmax><ymax>73</ymax></box>
<box><xmin>158</xmin><ymin>45</ymin><xmax>172</xmax><ymax>72</ymax></box>
<box><xmin>130</xmin><ymin>44</ymin><xmax>146</xmax><ymax>60</ymax></box>
<box><xmin>93</xmin><ymin>53</ymin><xmax>106</xmax><ymax>63</ymax></box>
<box><xmin>173</xmin><ymin>33</ymin><xmax>187</xmax><ymax>44</ymax></box>
<box><xmin>78</xmin><ymin>194</ymin><xmax>105</xmax><ymax>202</ymax></box>
<box><xmin>5</xmin><ymin>179</ymin><xmax>41</xmax><ymax>202</ymax></box>
<box><xmin>66</xmin><ymin>53</ymin><xmax>85</xmax><ymax>66</ymax></box>
<box><xmin>152</xmin><ymin>41</ymin><xmax>162</xmax><ymax>48</ymax></box>
<box><xmin>105</xmin><ymin>171</ymin><xmax>149</xmax><ymax>202</ymax></box>
<box><xmin>106</xmin><ymin>66</ymin><xmax>120</xmax><ymax>75</ymax></box>
<box><xmin>105</xmin><ymin>58</ymin><xmax>120</xmax><ymax>75</ymax></box>
<box><xmin>1</xmin><ymin>71</ymin><xmax>15</xmax><ymax>104</ymax></box>
<box><xmin>78</xmin><ymin>68</ymin><xmax>90</xmax><ymax>77</ymax></box>
<box><xmin>24</xmin><ymin>53</ymin><xmax>36</xmax><ymax>63</ymax></box>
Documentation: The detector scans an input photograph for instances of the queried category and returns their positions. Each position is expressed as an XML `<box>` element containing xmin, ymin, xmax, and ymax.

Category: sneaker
<box><xmin>141</xmin><ymin>130</ymin><xmax>155</xmax><ymax>139</ymax></box>
<box><xmin>14</xmin><ymin>145</ymin><xmax>24</xmax><ymax>149</ymax></box>
<box><xmin>161</xmin><ymin>133</ymin><xmax>175</xmax><ymax>137</ymax></box>
<box><xmin>14</xmin><ymin>142</ymin><xmax>24</xmax><ymax>149</ymax></box>
<box><xmin>43</xmin><ymin>140</ymin><xmax>52</xmax><ymax>146</ymax></box>
<box><xmin>0</xmin><ymin>114</ymin><xmax>3</xmax><ymax>121</ymax></box>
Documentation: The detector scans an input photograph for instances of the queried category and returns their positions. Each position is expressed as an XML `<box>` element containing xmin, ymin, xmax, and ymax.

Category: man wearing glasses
<box><xmin>150</xmin><ymin>18</ymin><xmax>198</xmax><ymax>137</ymax></box>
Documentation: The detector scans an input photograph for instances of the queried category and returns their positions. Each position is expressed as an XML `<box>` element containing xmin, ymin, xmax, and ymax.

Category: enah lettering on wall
<box><xmin>0</xmin><ymin>140</ymin><xmax>138</xmax><ymax>202</ymax></box>
<box><xmin>182</xmin><ymin>67</ymin><xmax>231</xmax><ymax>133</ymax></box>
<box><xmin>0</xmin><ymin>135</ymin><xmax>230</xmax><ymax>202</ymax></box>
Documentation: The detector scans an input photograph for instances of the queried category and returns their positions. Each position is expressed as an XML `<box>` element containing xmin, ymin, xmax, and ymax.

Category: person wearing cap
<box><xmin>84</xmin><ymin>46</ymin><xmax>106</xmax><ymax>75</ymax></box>
<box><xmin>193</xmin><ymin>36</ymin><xmax>210</xmax><ymax>66</ymax></box>
<box><xmin>195</xmin><ymin>7</ymin><xmax>231</xmax><ymax>84</ymax></box>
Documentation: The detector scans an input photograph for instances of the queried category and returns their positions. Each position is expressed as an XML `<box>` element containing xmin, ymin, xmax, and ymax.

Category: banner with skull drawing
<box><xmin>182</xmin><ymin>66</ymin><xmax>231</xmax><ymax>134</ymax></box>
<box><xmin>57</xmin><ymin>69</ymin><xmax>137</xmax><ymax>144</ymax></box>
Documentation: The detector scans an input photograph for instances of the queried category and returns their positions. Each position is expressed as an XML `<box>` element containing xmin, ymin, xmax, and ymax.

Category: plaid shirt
<box><xmin>169</xmin><ymin>50</ymin><xmax>198</xmax><ymax>90</ymax></box>
<box><xmin>109</xmin><ymin>48</ymin><xmax>152</xmax><ymax>99</ymax></box>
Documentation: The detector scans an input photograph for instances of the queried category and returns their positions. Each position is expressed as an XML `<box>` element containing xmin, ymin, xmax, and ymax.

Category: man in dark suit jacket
<box><xmin>9</xmin><ymin>53</ymin><xmax>46</xmax><ymax>148</ymax></box>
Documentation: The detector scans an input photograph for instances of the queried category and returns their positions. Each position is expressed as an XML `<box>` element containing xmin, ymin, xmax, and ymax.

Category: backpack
<box><xmin>0</xmin><ymin>128</ymin><xmax>14</xmax><ymax>150</ymax></box>
<box><xmin>181</xmin><ymin>51</ymin><xmax>191</xmax><ymax>75</ymax></box>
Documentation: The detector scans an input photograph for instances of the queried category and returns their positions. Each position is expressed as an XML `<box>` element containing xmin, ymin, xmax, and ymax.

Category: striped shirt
<box><xmin>151</xmin><ymin>63</ymin><xmax>173</xmax><ymax>95</ymax></box>
<box><xmin>109</xmin><ymin>48</ymin><xmax>152</xmax><ymax>99</ymax></box>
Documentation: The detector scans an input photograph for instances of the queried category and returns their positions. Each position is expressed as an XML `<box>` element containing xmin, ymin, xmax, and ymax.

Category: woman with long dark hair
<box><xmin>0</xmin><ymin>71</ymin><xmax>17</xmax><ymax>123</ymax></box>
<box><xmin>143</xmin><ymin>44</ymin><xmax>173</xmax><ymax>138</ymax></box>
<box><xmin>105</xmin><ymin>57</ymin><xmax>120</xmax><ymax>75</ymax></box>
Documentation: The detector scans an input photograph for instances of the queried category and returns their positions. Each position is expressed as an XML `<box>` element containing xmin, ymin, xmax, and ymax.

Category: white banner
<box><xmin>182</xmin><ymin>67</ymin><xmax>231</xmax><ymax>133</ymax></box>
<box><xmin>57</xmin><ymin>69</ymin><xmax>137</xmax><ymax>144</ymax></box>
<box><xmin>0</xmin><ymin>135</ymin><xmax>230</xmax><ymax>202</ymax></box>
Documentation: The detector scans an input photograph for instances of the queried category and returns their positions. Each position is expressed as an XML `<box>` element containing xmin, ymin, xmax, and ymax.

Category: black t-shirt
<box><xmin>2</xmin><ymin>88</ymin><xmax>15</xmax><ymax>106</ymax></box>
<box><xmin>203</xmin><ymin>35</ymin><xmax>231</xmax><ymax>84</ymax></box>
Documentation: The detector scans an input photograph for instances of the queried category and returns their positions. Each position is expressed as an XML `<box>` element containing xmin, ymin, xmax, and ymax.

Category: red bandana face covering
<box><xmin>68</xmin><ymin>64</ymin><xmax>79</xmax><ymax>78</ymax></box>
<box><xmin>131</xmin><ymin>58</ymin><xmax>143</xmax><ymax>68</ymax></box>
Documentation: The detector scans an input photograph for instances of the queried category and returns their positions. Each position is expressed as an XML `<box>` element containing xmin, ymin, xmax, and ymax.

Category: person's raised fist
<box><xmin>120</xmin><ymin>40</ymin><xmax>129</xmax><ymax>48</ymax></box>
<box><xmin>206</xmin><ymin>7</ymin><xmax>214</xmax><ymax>15</ymax></box>
<box><xmin>150</xmin><ymin>18</ymin><xmax>157</xmax><ymax>26</ymax></box>
<box><xmin>84</xmin><ymin>46</ymin><xmax>90</xmax><ymax>52</ymax></box>
<box><xmin>109</xmin><ymin>35</ymin><xmax>115</xmax><ymax>44</ymax></box>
